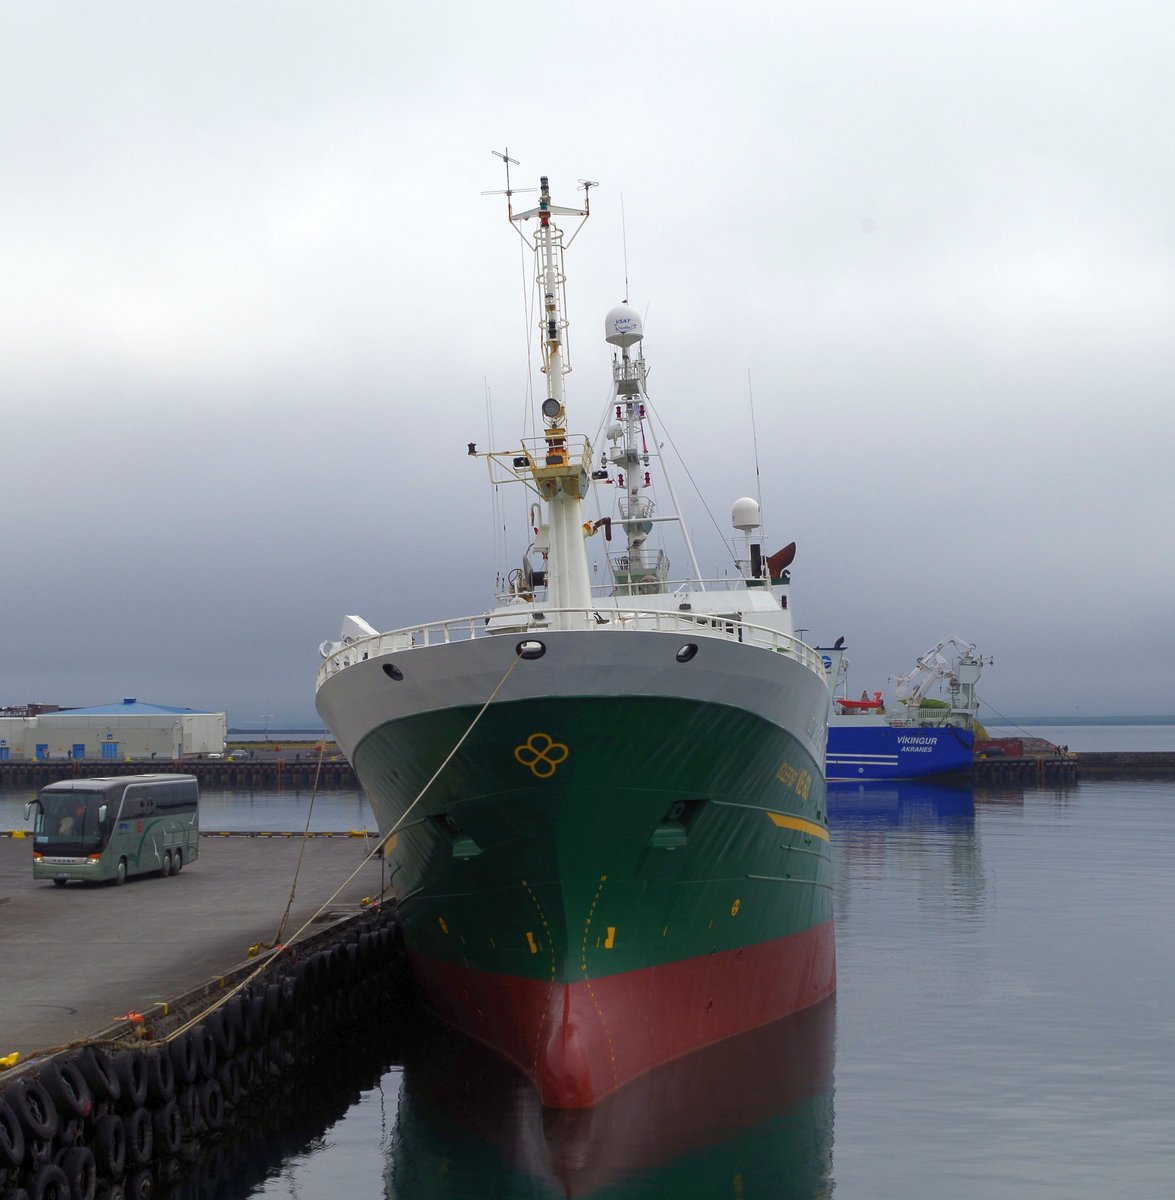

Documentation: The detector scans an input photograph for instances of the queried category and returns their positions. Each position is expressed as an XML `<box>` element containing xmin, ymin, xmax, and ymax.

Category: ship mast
<box><xmin>509</xmin><ymin>176</ymin><xmax>595</xmax><ymax>627</ymax></box>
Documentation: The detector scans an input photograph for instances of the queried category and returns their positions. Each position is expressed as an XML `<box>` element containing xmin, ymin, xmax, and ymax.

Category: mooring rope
<box><xmin>158</xmin><ymin>650</ymin><xmax>521</xmax><ymax>1044</ymax></box>
<box><xmin>263</xmin><ymin>741</ymin><xmax>327</xmax><ymax>950</ymax></box>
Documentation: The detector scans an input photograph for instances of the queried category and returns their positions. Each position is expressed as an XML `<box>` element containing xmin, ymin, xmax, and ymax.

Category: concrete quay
<box><xmin>0</xmin><ymin>835</ymin><xmax>388</xmax><ymax>1061</ymax></box>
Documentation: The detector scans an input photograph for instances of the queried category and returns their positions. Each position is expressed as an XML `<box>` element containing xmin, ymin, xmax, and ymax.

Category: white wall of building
<box><xmin>0</xmin><ymin>712</ymin><xmax>226</xmax><ymax>761</ymax></box>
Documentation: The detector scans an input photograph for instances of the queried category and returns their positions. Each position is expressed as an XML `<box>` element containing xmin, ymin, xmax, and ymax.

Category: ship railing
<box><xmin>585</xmin><ymin>575</ymin><xmax>780</xmax><ymax>598</ymax></box>
<box><xmin>317</xmin><ymin>606</ymin><xmax>826</xmax><ymax>684</ymax></box>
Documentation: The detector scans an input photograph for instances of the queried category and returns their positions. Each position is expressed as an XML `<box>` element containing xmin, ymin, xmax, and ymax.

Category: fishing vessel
<box><xmin>821</xmin><ymin>636</ymin><xmax>987</xmax><ymax>780</ymax></box>
<box><xmin>315</xmin><ymin>171</ymin><xmax>835</xmax><ymax>1108</ymax></box>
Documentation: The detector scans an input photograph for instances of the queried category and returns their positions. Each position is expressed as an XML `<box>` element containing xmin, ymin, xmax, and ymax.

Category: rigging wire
<box><xmin>643</xmin><ymin>393</ymin><xmax>741</xmax><ymax>571</ymax></box>
<box><xmin>747</xmin><ymin>369</ymin><xmax>765</xmax><ymax>535</ymax></box>
<box><xmin>161</xmin><ymin>653</ymin><xmax>522</xmax><ymax>1046</ymax></box>
<box><xmin>621</xmin><ymin>192</ymin><xmax>630</xmax><ymax>303</ymax></box>
<box><xmin>972</xmin><ymin>692</ymin><xmax>1036</xmax><ymax>742</ymax></box>
<box><xmin>265</xmin><ymin>741</ymin><xmax>327</xmax><ymax>948</ymax></box>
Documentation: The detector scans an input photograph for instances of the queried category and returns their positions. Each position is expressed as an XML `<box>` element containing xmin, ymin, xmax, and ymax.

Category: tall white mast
<box><xmin>509</xmin><ymin>176</ymin><xmax>596</xmax><ymax>626</ymax></box>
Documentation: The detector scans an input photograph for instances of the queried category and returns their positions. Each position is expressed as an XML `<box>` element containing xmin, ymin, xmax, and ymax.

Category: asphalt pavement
<box><xmin>0</xmin><ymin>834</ymin><xmax>387</xmax><ymax>1059</ymax></box>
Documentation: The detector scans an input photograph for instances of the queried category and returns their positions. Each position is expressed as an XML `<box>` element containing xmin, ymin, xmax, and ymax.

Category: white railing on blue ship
<box><xmin>317</xmin><ymin>606</ymin><xmax>826</xmax><ymax>685</ymax></box>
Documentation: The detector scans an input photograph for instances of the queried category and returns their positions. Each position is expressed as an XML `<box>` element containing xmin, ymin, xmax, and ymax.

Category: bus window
<box><xmin>36</xmin><ymin>792</ymin><xmax>104</xmax><ymax>848</ymax></box>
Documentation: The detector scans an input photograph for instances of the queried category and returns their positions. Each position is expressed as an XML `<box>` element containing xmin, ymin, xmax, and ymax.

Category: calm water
<box><xmin>3</xmin><ymin>745</ymin><xmax>1174</xmax><ymax>1196</ymax></box>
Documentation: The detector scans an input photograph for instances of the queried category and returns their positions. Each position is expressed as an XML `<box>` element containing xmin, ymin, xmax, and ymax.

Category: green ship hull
<box><xmin>345</xmin><ymin>687</ymin><xmax>834</xmax><ymax>1106</ymax></box>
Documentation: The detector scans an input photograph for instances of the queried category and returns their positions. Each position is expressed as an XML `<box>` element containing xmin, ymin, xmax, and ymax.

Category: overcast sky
<box><xmin>2</xmin><ymin>1</ymin><xmax>1173</xmax><ymax>727</ymax></box>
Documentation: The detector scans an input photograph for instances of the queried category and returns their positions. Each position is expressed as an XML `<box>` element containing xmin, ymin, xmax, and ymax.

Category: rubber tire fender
<box><xmin>122</xmin><ymin>1108</ymin><xmax>153</xmax><ymax>1168</ymax></box>
<box><xmin>192</xmin><ymin>1024</ymin><xmax>217</xmax><ymax>1081</ymax></box>
<box><xmin>0</xmin><ymin>1095</ymin><xmax>26</xmax><ymax>1169</ymax></box>
<box><xmin>197</xmin><ymin>1078</ymin><xmax>225</xmax><ymax>1132</ymax></box>
<box><xmin>206</xmin><ymin>1007</ymin><xmax>236</xmax><ymax>1060</ymax></box>
<box><xmin>215</xmin><ymin>1057</ymin><xmax>242</xmax><ymax>1108</ymax></box>
<box><xmin>176</xmin><ymin>1086</ymin><xmax>202</xmax><ymax>1137</ymax></box>
<box><xmin>111</xmin><ymin>1049</ymin><xmax>148</xmax><ymax>1111</ymax></box>
<box><xmin>38</xmin><ymin>1058</ymin><xmax>93</xmax><ymax>1121</ymax></box>
<box><xmin>11</xmin><ymin>1080</ymin><xmax>58</xmax><ymax>1142</ymax></box>
<box><xmin>28</xmin><ymin>1162</ymin><xmax>70</xmax><ymax>1200</ymax></box>
<box><xmin>246</xmin><ymin>988</ymin><xmax>268</xmax><ymax>1043</ymax></box>
<box><xmin>125</xmin><ymin>1166</ymin><xmax>155</xmax><ymax>1200</ymax></box>
<box><xmin>167</xmin><ymin>1032</ymin><xmax>198</xmax><ymax>1089</ymax></box>
<box><xmin>56</xmin><ymin>1146</ymin><xmax>96</xmax><ymax>1200</ymax></box>
<box><xmin>151</xmin><ymin>1099</ymin><xmax>182</xmax><ymax>1158</ymax></box>
<box><xmin>143</xmin><ymin>1048</ymin><xmax>174</xmax><ymax>1105</ymax></box>
<box><xmin>93</xmin><ymin>1112</ymin><xmax>126</xmax><ymax>1178</ymax></box>
<box><xmin>74</xmin><ymin>1046</ymin><xmax>120</xmax><ymax>1107</ymax></box>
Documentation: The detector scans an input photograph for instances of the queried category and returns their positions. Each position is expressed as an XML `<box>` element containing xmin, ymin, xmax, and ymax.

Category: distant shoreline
<box><xmin>984</xmin><ymin>717</ymin><xmax>1175</xmax><ymax>727</ymax></box>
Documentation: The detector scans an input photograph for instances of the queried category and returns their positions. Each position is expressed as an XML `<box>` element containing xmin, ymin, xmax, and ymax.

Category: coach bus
<box><xmin>25</xmin><ymin>774</ymin><xmax>200</xmax><ymax>886</ymax></box>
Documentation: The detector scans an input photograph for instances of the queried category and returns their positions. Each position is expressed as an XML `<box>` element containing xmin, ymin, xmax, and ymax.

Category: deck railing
<box><xmin>317</xmin><ymin>606</ymin><xmax>826</xmax><ymax>686</ymax></box>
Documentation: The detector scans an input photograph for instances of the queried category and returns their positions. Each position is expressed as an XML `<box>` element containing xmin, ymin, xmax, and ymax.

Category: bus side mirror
<box><xmin>23</xmin><ymin>801</ymin><xmax>33</xmax><ymax>820</ymax></box>
<box><xmin>98</xmin><ymin>805</ymin><xmax>107</xmax><ymax>823</ymax></box>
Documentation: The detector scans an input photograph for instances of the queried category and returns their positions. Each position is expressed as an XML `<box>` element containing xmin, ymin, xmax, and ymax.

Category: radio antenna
<box><xmin>621</xmin><ymin>192</ymin><xmax>630</xmax><ymax>303</ymax></box>
<box><xmin>481</xmin><ymin>147</ymin><xmax>537</xmax><ymax>226</ymax></box>
<box><xmin>748</xmin><ymin>369</ymin><xmax>765</xmax><ymax>533</ymax></box>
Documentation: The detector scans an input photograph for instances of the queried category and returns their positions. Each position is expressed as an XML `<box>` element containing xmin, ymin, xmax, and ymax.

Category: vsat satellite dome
<box><xmin>604</xmin><ymin>303</ymin><xmax>643</xmax><ymax>347</ymax></box>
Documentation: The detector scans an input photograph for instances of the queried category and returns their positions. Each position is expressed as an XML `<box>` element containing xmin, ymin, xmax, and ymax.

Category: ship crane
<box><xmin>892</xmin><ymin>636</ymin><xmax>985</xmax><ymax>710</ymax></box>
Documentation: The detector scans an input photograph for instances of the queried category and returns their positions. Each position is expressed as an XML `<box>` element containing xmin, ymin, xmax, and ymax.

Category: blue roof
<box><xmin>60</xmin><ymin>698</ymin><xmax>218</xmax><ymax>716</ymax></box>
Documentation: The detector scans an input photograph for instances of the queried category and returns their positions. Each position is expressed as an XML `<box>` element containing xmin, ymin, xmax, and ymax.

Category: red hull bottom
<box><xmin>409</xmin><ymin>921</ymin><xmax>836</xmax><ymax>1108</ymax></box>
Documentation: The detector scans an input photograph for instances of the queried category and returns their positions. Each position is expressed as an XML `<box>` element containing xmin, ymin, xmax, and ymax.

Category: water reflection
<box><xmin>826</xmin><ymin>779</ymin><xmax>975</xmax><ymax>829</ymax></box>
<box><xmin>828</xmin><ymin>779</ymin><xmax>986</xmax><ymax>919</ymax></box>
<box><xmin>388</xmin><ymin>999</ymin><xmax>835</xmax><ymax>1199</ymax></box>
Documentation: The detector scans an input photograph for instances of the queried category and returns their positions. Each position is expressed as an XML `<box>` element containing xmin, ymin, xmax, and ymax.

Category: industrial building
<box><xmin>0</xmin><ymin>698</ymin><xmax>226</xmax><ymax>762</ymax></box>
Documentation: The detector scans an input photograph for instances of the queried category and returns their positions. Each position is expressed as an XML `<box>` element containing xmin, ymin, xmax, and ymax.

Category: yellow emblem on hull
<box><xmin>514</xmin><ymin>732</ymin><xmax>570</xmax><ymax>778</ymax></box>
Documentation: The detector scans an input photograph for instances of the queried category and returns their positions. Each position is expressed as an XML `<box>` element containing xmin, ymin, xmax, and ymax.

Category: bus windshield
<box><xmin>34</xmin><ymin>791</ymin><xmax>109</xmax><ymax>854</ymax></box>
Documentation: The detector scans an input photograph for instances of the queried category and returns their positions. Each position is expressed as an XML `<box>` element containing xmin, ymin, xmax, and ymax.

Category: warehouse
<box><xmin>0</xmin><ymin>698</ymin><xmax>226</xmax><ymax>761</ymax></box>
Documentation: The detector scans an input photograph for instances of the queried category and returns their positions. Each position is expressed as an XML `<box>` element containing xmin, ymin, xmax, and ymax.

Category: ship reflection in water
<box><xmin>387</xmin><ymin>998</ymin><xmax>835</xmax><ymax>1199</ymax></box>
<box><xmin>826</xmin><ymin>778</ymin><xmax>977</xmax><ymax>828</ymax></box>
<box><xmin>827</xmin><ymin>778</ymin><xmax>986</xmax><ymax>931</ymax></box>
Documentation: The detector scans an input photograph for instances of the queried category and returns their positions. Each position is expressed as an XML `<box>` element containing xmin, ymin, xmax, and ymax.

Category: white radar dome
<box><xmin>605</xmin><ymin>304</ymin><xmax>644</xmax><ymax>347</ymax></box>
<box><xmin>731</xmin><ymin>497</ymin><xmax>761</xmax><ymax>532</ymax></box>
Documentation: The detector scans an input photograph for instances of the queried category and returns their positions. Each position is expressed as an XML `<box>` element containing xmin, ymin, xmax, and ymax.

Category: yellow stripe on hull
<box><xmin>767</xmin><ymin>811</ymin><xmax>830</xmax><ymax>842</ymax></box>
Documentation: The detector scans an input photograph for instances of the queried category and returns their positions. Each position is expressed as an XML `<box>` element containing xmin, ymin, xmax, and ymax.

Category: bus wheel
<box><xmin>161</xmin><ymin>852</ymin><xmax>172</xmax><ymax>878</ymax></box>
<box><xmin>115</xmin><ymin>858</ymin><xmax>128</xmax><ymax>886</ymax></box>
<box><xmin>174</xmin><ymin>850</ymin><xmax>183</xmax><ymax>873</ymax></box>
<box><xmin>53</xmin><ymin>878</ymin><xmax>68</xmax><ymax>887</ymax></box>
